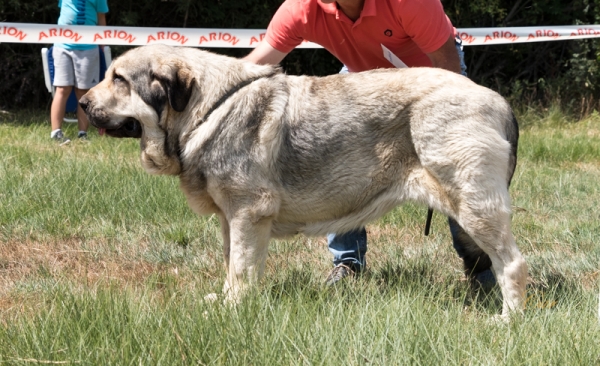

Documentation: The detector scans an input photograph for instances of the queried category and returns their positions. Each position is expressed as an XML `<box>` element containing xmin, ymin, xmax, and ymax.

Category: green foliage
<box><xmin>2</xmin><ymin>0</ymin><xmax>600</xmax><ymax>114</ymax></box>
<box><xmin>446</xmin><ymin>0</ymin><xmax>600</xmax><ymax>112</ymax></box>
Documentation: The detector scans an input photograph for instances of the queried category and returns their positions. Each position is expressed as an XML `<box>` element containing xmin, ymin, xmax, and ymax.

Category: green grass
<box><xmin>0</xmin><ymin>109</ymin><xmax>599</xmax><ymax>365</ymax></box>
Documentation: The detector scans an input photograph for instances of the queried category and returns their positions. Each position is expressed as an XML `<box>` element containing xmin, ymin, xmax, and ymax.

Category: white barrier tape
<box><xmin>2</xmin><ymin>22</ymin><xmax>600</xmax><ymax>47</ymax></box>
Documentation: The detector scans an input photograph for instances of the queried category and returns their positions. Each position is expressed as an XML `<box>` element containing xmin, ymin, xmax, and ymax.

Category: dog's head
<box><xmin>80</xmin><ymin>45</ymin><xmax>196</xmax><ymax>175</ymax></box>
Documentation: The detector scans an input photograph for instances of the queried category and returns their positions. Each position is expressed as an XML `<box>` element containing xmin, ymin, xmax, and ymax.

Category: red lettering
<box><xmin>459</xmin><ymin>32</ymin><xmax>475</xmax><ymax>44</ymax></box>
<box><xmin>17</xmin><ymin>29</ymin><xmax>26</xmax><ymax>41</ymax></box>
<box><xmin>576</xmin><ymin>28</ymin><xmax>600</xmax><ymax>36</ymax></box>
<box><xmin>176</xmin><ymin>35</ymin><xmax>188</xmax><ymax>45</ymax></box>
<box><xmin>2</xmin><ymin>27</ymin><xmax>26</xmax><ymax>41</ymax></box>
<box><xmin>146</xmin><ymin>31</ymin><xmax>187</xmax><ymax>45</ymax></box>
<box><xmin>485</xmin><ymin>31</ymin><xmax>518</xmax><ymax>42</ymax></box>
<box><xmin>95</xmin><ymin>30</ymin><xmax>136</xmax><ymax>43</ymax></box>
<box><xmin>124</xmin><ymin>32</ymin><xmax>135</xmax><ymax>43</ymax></box>
<box><xmin>195</xmin><ymin>32</ymin><xmax>235</xmax><ymax>45</ymax></box>
<box><xmin>249</xmin><ymin>34</ymin><xmax>267</xmax><ymax>45</ymax></box>
<box><xmin>39</xmin><ymin>27</ymin><xmax>81</xmax><ymax>41</ymax></box>
<box><xmin>532</xmin><ymin>29</ymin><xmax>561</xmax><ymax>40</ymax></box>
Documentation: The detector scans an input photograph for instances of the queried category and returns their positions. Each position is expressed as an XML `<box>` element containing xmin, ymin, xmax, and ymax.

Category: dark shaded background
<box><xmin>1</xmin><ymin>0</ymin><xmax>600</xmax><ymax>114</ymax></box>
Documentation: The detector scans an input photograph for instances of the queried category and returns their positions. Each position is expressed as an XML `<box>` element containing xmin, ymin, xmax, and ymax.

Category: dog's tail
<box><xmin>506</xmin><ymin>112</ymin><xmax>520</xmax><ymax>187</ymax></box>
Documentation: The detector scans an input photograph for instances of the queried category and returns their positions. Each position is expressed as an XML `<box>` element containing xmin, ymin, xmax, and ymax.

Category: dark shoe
<box><xmin>52</xmin><ymin>130</ymin><xmax>71</xmax><ymax>146</ymax></box>
<box><xmin>77</xmin><ymin>131</ymin><xmax>89</xmax><ymax>141</ymax></box>
<box><xmin>325</xmin><ymin>263</ymin><xmax>357</xmax><ymax>286</ymax></box>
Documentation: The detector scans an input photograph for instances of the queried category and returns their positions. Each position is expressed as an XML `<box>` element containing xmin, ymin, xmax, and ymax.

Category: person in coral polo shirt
<box><xmin>244</xmin><ymin>0</ymin><xmax>496</xmax><ymax>288</ymax></box>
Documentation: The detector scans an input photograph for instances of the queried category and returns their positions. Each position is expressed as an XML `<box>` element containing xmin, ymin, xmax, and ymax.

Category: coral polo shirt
<box><xmin>264</xmin><ymin>0</ymin><xmax>455</xmax><ymax>72</ymax></box>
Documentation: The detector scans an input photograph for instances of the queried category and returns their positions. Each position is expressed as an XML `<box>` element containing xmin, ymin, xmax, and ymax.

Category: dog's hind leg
<box><xmin>455</xmin><ymin>206</ymin><xmax>527</xmax><ymax>319</ymax></box>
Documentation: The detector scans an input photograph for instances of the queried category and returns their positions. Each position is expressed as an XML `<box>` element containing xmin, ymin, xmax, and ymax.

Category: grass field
<box><xmin>0</xmin><ymin>109</ymin><xmax>599</xmax><ymax>364</ymax></box>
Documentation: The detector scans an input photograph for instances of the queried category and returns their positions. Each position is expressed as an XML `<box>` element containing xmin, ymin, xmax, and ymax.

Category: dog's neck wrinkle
<box><xmin>154</xmin><ymin>105</ymin><xmax>184</xmax><ymax>175</ymax></box>
<box><xmin>193</xmin><ymin>70</ymin><xmax>279</xmax><ymax>129</ymax></box>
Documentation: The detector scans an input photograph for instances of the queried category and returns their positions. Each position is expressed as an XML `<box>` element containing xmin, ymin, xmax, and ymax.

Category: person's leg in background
<box><xmin>74</xmin><ymin>87</ymin><xmax>90</xmax><ymax>139</ymax></box>
<box><xmin>50</xmin><ymin>47</ymin><xmax>74</xmax><ymax>144</ymax></box>
<box><xmin>455</xmin><ymin>36</ymin><xmax>468</xmax><ymax>77</ymax></box>
<box><xmin>325</xmin><ymin>228</ymin><xmax>367</xmax><ymax>285</ymax></box>
<box><xmin>72</xmin><ymin>47</ymin><xmax>100</xmax><ymax>140</ymax></box>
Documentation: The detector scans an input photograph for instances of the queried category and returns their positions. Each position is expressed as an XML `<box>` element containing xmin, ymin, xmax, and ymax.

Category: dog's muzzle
<box><xmin>79</xmin><ymin>96</ymin><xmax>143</xmax><ymax>139</ymax></box>
<box><xmin>104</xmin><ymin>117</ymin><xmax>143</xmax><ymax>138</ymax></box>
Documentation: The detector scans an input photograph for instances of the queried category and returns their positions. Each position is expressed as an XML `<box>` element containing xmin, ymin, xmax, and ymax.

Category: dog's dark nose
<box><xmin>79</xmin><ymin>95</ymin><xmax>90</xmax><ymax>112</ymax></box>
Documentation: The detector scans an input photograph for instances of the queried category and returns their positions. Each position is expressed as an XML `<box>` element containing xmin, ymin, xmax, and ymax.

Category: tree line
<box><xmin>1</xmin><ymin>0</ymin><xmax>599</xmax><ymax>114</ymax></box>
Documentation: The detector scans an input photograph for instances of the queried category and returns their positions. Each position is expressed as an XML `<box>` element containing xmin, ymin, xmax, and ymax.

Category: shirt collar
<box><xmin>317</xmin><ymin>0</ymin><xmax>377</xmax><ymax>20</ymax></box>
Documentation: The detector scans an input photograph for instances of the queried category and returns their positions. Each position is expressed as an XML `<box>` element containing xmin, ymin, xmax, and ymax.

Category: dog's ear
<box><xmin>153</xmin><ymin>60</ymin><xmax>195</xmax><ymax>112</ymax></box>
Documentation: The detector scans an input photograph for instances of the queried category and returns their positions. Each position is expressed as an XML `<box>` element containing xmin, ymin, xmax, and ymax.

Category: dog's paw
<box><xmin>489</xmin><ymin>314</ymin><xmax>510</xmax><ymax>325</ymax></box>
<box><xmin>203</xmin><ymin>293</ymin><xmax>219</xmax><ymax>303</ymax></box>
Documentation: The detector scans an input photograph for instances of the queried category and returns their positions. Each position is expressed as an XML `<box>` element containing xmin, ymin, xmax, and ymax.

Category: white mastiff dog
<box><xmin>80</xmin><ymin>44</ymin><xmax>527</xmax><ymax>319</ymax></box>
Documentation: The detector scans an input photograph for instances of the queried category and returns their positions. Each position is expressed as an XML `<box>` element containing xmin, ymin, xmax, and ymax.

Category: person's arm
<box><xmin>96</xmin><ymin>13</ymin><xmax>106</xmax><ymax>49</ymax></box>
<box><xmin>426</xmin><ymin>34</ymin><xmax>461</xmax><ymax>74</ymax></box>
<box><xmin>243</xmin><ymin>41</ymin><xmax>288</xmax><ymax>65</ymax></box>
<box><xmin>97</xmin><ymin>13</ymin><xmax>106</xmax><ymax>26</ymax></box>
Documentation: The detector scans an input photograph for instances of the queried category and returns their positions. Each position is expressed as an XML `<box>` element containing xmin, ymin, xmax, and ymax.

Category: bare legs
<box><xmin>50</xmin><ymin>86</ymin><xmax>90</xmax><ymax>134</ymax></box>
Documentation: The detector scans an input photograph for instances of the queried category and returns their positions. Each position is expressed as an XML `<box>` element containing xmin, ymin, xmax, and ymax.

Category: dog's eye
<box><xmin>113</xmin><ymin>74</ymin><xmax>125</xmax><ymax>83</ymax></box>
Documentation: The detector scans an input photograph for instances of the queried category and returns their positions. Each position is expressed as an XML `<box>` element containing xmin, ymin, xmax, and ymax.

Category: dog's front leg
<box><xmin>218</xmin><ymin>214</ymin><xmax>231</xmax><ymax>270</ymax></box>
<box><xmin>222</xmin><ymin>211</ymin><xmax>272</xmax><ymax>303</ymax></box>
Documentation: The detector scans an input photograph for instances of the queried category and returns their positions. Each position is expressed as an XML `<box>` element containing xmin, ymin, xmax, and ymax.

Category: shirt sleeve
<box><xmin>397</xmin><ymin>0</ymin><xmax>454</xmax><ymax>54</ymax></box>
<box><xmin>96</xmin><ymin>0</ymin><xmax>109</xmax><ymax>14</ymax></box>
<box><xmin>264</xmin><ymin>1</ymin><xmax>305</xmax><ymax>54</ymax></box>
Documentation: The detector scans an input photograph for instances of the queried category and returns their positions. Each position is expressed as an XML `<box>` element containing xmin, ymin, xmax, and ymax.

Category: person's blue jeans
<box><xmin>455</xmin><ymin>36</ymin><xmax>468</xmax><ymax>76</ymax></box>
<box><xmin>327</xmin><ymin>228</ymin><xmax>367</xmax><ymax>270</ymax></box>
<box><xmin>328</xmin><ymin>38</ymin><xmax>495</xmax><ymax>286</ymax></box>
